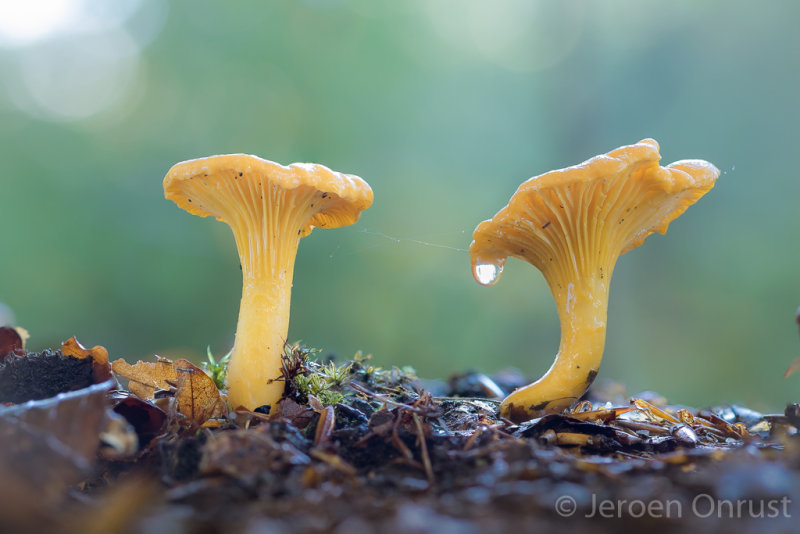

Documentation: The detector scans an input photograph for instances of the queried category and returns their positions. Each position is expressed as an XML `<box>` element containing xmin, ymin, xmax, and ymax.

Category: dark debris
<box><xmin>0</xmin><ymin>348</ymin><xmax>94</xmax><ymax>403</ymax></box>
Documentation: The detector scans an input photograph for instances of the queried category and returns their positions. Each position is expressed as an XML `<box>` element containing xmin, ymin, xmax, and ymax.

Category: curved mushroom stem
<box><xmin>500</xmin><ymin>265</ymin><xmax>613</xmax><ymax>423</ymax></box>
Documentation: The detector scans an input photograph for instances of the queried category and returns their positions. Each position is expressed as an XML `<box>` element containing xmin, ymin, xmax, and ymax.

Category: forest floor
<box><xmin>1</xmin><ymin>331</ymin><xmax>799</xmax><ymax>534</ymax></box>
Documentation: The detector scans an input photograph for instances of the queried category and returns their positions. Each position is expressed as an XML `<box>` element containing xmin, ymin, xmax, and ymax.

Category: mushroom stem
<box><xmin>500</xmin><ymin>262</ymin><xmax>612</xmax><ymax>422</ymax></box>
<box><xmin>227</xmin><ymin>246</ymin><xmax>297</xmax><ymax>411</ymax></box>
<box><xmin>224</xmin><ymin>188</ymin><xmax>316</xmax><ymax>410</ymax></box>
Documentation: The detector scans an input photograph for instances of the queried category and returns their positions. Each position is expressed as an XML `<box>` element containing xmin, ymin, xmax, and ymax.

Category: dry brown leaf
<box><xmin>0</xmin><ymin>326</ymin><xmax>24</xmax><ymax>360</ymax></box>
<box><xmin>15</xmin><ymin>326</ymin><xmax>30</xmax><ymax>346</ymax></box>
<box><xmin>61</xmin><ymin>336</ymin><xmax>108</xmax><ymax>363</ymax></box>
<box><xmin>111</xmin><ymin>357</ymin><xmax>226</xmax><ymax>424</ymax></box>
<box><xmin>0</xmin><ymin>326</ymin><xmax>29</xmax><ymax>357</ymax></box>
<box><xmin>0</xmin><ymin>423</ymin><xmax>82</xmax><ymax>532</ymax></box>
<box><xmin>62</xmin><ymin>336</ymin><xmax>112</xmax><ymax>383</ymax></box>
<box><xmin>0</xmin><ymin>379</ymin><xmax>116</xmax><ymax>526</ymax></box>
<box><xmin>0</xmin><ymin>379</ymin><xmax>114</xmax><ymax>464</ymax></box>
<box><xmin>784</xmin><ymin>357</ymin><xmax>800</xmax><ymax>378</ymax></box>
<box><xmin>173</xmin><ymin>359</ymin><xmax>226</xmax><ymax>424</ymax></box>
<box><xmin>112</xmin><ymin>395</ymin><xmax>168</xmax><ymax>446</ymax></box>
<box><xmin>111</xmin><ymin>357</ymin><xmax>178</xmax><ymax>399</ymax></box>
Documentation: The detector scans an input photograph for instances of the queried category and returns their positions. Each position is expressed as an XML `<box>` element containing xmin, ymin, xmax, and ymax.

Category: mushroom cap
<box><xmin>469</xmin><ymin>139</ymin><xmax>719</xmax><ymax>278</ymax></box>
<box><xmin>164</xmin><ymin>154</ymin><xmax>373</xmax><ymax>236</ymax></box>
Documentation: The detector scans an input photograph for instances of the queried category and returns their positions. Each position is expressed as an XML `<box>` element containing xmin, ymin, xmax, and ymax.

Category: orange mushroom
<box><xmin>164</xmin><ymin>154</ymin><xmax>373</xmax><ymax>411</ymax></box>
<box><xmin>470</xmin><ymin>139</ymin><xmax>719</xmax><ymax>423</ymax></box>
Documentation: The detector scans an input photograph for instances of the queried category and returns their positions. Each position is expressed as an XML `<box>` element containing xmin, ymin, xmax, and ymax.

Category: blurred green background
<box><xmin>1</xmin><ymin>0</ymin><xmax>798</xmax><ymax>411</ymax></box>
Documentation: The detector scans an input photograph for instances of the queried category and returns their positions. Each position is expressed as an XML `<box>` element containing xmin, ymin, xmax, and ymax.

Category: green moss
<box><xmin>202</xmin><ymin>346</ymin><xmax>230</xmax><ymax>391</ymax></box>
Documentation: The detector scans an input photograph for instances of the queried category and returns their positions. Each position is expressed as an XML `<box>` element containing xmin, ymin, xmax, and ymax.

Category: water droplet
<box><xmin>473</xmin><ymin>262</ymin><xmax>503</xmax><ymax>286</ymax></box>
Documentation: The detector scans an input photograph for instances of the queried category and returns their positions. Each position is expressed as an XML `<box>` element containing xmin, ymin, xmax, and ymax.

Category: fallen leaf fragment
<box><xmin>16</xmin><ymin>326</ymin><xmax>30</xmax><ymax>345</ymax></box>
<box><xmin>99</xmin><ymin>411</ymin><xmax>139</xmax><ymax>460</ymax></box>
<box><xmin>61</xmin><ymin>336</ymin><xmax>112</xmax><ymax>383</ymax></box>
<box><xmin>0</xmin><ymin>326</ymin><xmax>23</xmax><ymax>361</ymax></box>
<box><xmin>0</xmin><ymin>379</ymin><xmax>116</xmax><ymax>523</ymax></box>
<box><xmin>112</xmin><ymin>356</ymin><xmax>179</xmax><ymax>399</ymax></box>
<box><xmin>111</xmin><ymin>356</ymin><xmax>226</xmax><ymax>425</ymax></box>
<box><xmin>112</xmin><ymin>395</ymin><xmax>168</xmax><ymax>447</ymax></box>
<box><xmin>0</xmin><ymin>423</ymin><xmax>86</xmax><ymax>531</ymax></box>
<box><xmin>270</xmin><ymin>398</ymin><xmax>315</xmax><ymax>428</ymax></box>
<box><xmin>0</xmin><ymin>379</ymin><xmax>115</xmax><ymax>461</ymax></box>
<box><xmin>61</xmin><ymin>336</ymin><xmax>108</xmax><ymax>363</ymax></box>
<box><xmin>174</xmin><ymin>359</ymin><xmax>227</xmax><ymax>425</ymax></box>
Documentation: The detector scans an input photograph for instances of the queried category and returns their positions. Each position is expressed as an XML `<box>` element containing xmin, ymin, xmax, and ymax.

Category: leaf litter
<box><xmin>1</xmin><ymin>339</ymin><xmax>800</xmax><ymax>533</ymax></box>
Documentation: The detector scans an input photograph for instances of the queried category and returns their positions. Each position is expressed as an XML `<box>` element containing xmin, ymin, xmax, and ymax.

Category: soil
<box><xmin>1</xmin><ymin>342</ymin><xmax>799</xmax><ymax>534</ymax></box>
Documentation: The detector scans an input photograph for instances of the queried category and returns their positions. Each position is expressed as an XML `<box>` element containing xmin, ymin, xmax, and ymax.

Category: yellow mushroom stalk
<box><xmin>469</xmin><ymin>139</ymin><xmax>719</xmax><ymax>423</ymax></box>
<box><xmin>164</xmin><ymin>155</ymin><xmax>372</xmax><ymax>411</ymax></box>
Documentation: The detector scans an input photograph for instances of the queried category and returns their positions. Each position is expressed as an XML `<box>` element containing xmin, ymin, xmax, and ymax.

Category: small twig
<box><xmin>463</xmin><ymin>426</ymin><xmax>486</xmax><ymax>451</ymax></box>
<box><xmin>413</xmin><ymin>413</ymin><xmax>434</xmax><ymax>484</ymax></box>
<box><xmin>612</xmin><ymin>419</ymin><xmax>670</xmax><ymax>435</ymax></box>
<box><xmin>309</xmin><ymin>449</ymin><xmax>356</xmax><ymax>476</ymax></box>
<box><xmin>433</xmin><ymin>396</ymin><xmax>502</xmax><ymax>405</ymax></box>
<box><xmin>614</xmin><ymin>450</ymin><xmax>649</xmax><ymax>460</ymax></box>
<box><xmin>463</xmin><ymin>423</ymin><xmax>516</xmax><ymax>451</ymax></box>
<box><xmin>314</xmin><ymin>406</ymin><xmax>336</xmax><ymax>447</ymax></box>
<box><xmin>631</xmin><ymin>398</ymin><xmax>680</xmax><ymax>424</ymax></box>
<box><xmin>392</xmin><ymin>417</ymin><xmax>414</xmax><ymax>461</ymax></box>
<box><xmin>350</xmin><ymin>383</ymin><xmax>433</xmax><ymax>415</ymax></box>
